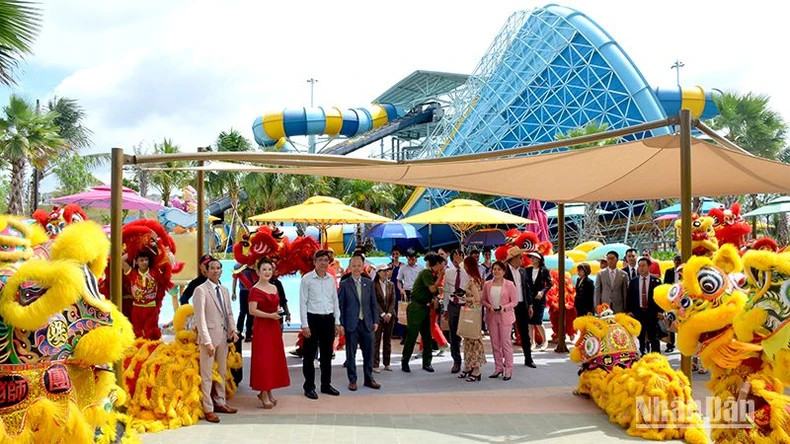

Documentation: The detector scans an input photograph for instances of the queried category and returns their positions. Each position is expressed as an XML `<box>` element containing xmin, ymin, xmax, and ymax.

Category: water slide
<box><xmin>253</xmin><ymin>103</ymin><xmax>434</xmax><ymax>153</ymax></box>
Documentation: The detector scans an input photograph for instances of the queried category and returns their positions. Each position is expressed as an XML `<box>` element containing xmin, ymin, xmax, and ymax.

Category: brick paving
<box><xmin>140</xmin><ymin>332</ymin><xmax>708</xmax><ymax>443</ymax></box>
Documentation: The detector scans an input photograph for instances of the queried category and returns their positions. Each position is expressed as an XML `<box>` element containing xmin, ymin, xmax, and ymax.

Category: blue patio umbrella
<box><xmin>366</xmin><ymin>222</ymin><xmax>422</xmax><ymax>240</ymax></box>
<box><xmin>654</xmin><ymin>197</ymin><xmax>723</xmax><ymax>216</ymax></box>
<box><xmin>464</xmin><ymin>228</ymin><xmax>506</xmax><ymax>247</ymax></box>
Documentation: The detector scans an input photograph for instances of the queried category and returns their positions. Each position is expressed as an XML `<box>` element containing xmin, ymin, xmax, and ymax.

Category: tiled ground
<box><xmin>140</xmin><ymin>332</ymin><xmax>708</xmax><ymax>443</ymax></box>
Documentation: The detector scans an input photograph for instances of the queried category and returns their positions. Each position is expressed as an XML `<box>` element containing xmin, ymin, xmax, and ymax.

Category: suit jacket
<box><xmin>193</xmin><ymin>280</ymin><xmax>236</xmax><ymax>346</ymax></box>
<box><xmin>523</xmin><ymin>266</ymin><xmax>552</xmax><ymax>305</ymax></box>
<box><xmin>504</xmin><ymin>266</ymin><xmax>532</xmax><ymax>305</ymax></box>
<box><xmin>663</xmin><ymin>268</ymin><xmax>678</xmax><ymax>285</ymax></box>
<box><xmin>374</xmin><ymin>278</ymin><xmax>396</xmax><ymax>320</ymax></box>
<box><xmin>594</xmin><ymin>267</ymin><xmax>629</xmax><ymax>313</ymax></box>
<box><xmin>574</xmin><ymin>277</ymin><xmax>595</xmax><ymax>316</ymax></box>
<box><xmin>622</xmin><ymin>265</ymin><xmax>638</xmax><ymax>283</ymax></box>
<box><xmin>338</xmin><ymin>275</ymin><xmax>379</xmax><ymax>332</ymax></box>
<box><xmin>626</xmin><ymin>275</ymin><xmax>663</xmax><ymax>317</ymax></box>
<box><xmin>481</xmin><ymin>280</ymin><xmax>518</xmax><ymax>326</ymax></box>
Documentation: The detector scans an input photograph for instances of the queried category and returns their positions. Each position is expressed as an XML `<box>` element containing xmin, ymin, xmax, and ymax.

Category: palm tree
<box><xmin>30</xmin><ymin>96</ymin><xmax>98</xmax><ymax>209</ymax></box>
<box><xmin>0</xmin><ymin>1</ymin><xmax>41</xmax><ymax>86</ymax></box>
<box><xmin>555</xmin><ymin>121</ymin><xmax>618</xmax><ymax>242</ymax></box>
<box><xmin>206</xmin><ymin>129</ymin><xmax>254</xmax><ymax>243</ymax></box>
<box><xmin>149</xmin><ymin>138</ymin><xmax>190</xmax><ymax>206</ymax></box>
<box><xmin>711</xmin><ymin>91</ymin><xmax>787</xmax><ymax>159</ymax></box>
<box><xmin>0</xmin><ymin>94</ymin><xmax>66</xmax><ymax>214</ymax></box>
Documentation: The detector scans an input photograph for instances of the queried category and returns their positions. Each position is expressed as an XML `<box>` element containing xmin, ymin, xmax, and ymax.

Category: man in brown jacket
<box><xmin>373</xmin><ymin>263</ymin><xmax>396</xmax><ymax>372</ymax></box>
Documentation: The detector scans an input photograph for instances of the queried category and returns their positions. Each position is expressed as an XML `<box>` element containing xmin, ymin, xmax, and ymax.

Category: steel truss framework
<box><xmin>403</xmin><ymin>5</ymin><xmax>671</xmax><ymax>247</ymax></box>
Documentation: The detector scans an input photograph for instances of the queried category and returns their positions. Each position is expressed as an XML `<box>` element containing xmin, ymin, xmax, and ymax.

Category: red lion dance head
<box><xmin>32</xmin><ymin>204</ymin><xmax>87</xmax><ymax>238</ymax></box>
<box><xmin>707</xmin><ymin>203</ymin><xmax>751</xmax><ymax>249</ymax></box>
<box><xmin>495</xmin><ymin>229</ymin><xmax>553</xmax><ymax>267</ymax></box>
<box><xmin>122</xmin><ymin>219</ymin><xmax>184</xmax><ymax>291</ymax></box>
<box><xmin>233</xmin><ymin>225</ymin><xmax>319</xmax><ymax>277</ymax></box>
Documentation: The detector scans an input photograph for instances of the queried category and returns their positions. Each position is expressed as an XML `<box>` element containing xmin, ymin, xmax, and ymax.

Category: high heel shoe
<box><xmin>466</xmin><ymin>373</ymin><xmax>481</xmax><ymax>382</ymax></box>
<box><xmin>258</xmin><ymin>393</ymin><xmax>275</xmax><ymax>409</ymax></box>
<box><xmin>488</xmin><ymin>371</ymin><xmax>503</xmax><ymax>379</ymax></box>
<box><xmin>458</xmin><ymin>370</ymin><xmax>471</xmax><ymax>379</ymax></box>
<box><xmin>503</xmin><ymin>373</ymin><xmax>512</xmax><ymax>381</ymax></box>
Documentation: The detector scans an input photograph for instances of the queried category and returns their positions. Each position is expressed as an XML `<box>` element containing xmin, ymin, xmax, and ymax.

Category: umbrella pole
<box><xmin>196</xmin><ymin>147</ymin><xmax>206</xmax><ymax>260</ymax></box>
<box><xmin>679</xmin><ymin>110</ymin><xmax>693</xmax><ymax>381</ymax></box>
<box><xmin>555</xmin><ymin>203</ymin><xmax>568</xmax><ymax>353</ymax></box>
<box><xmin>110</xmin><ymin>148</ymin><xmax>125</xmax><ymax>388</ymax></box>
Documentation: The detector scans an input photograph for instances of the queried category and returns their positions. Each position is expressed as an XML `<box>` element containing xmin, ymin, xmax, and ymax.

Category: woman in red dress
<box><xmin>248</xmin><ymin>258</ymin><xmax>290</xmax><ymax>409</ymax></box>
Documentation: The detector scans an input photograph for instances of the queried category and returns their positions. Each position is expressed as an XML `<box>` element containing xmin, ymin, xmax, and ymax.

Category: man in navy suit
<box><xmin>339</xmin><ymin>255</ymin><xmax>381</xmax><ymax>391</ymax></box>
<box><xmin>627</xmin><ymin>257</ymin><xmax>663</xmax><ymax>355</ymax></box>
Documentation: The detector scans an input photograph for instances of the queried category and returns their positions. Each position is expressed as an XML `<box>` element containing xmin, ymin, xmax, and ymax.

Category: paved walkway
<box><xmin>141</xmin><ymin>333</ymin><xmax>708</xmax><ymax>443</ymax></box>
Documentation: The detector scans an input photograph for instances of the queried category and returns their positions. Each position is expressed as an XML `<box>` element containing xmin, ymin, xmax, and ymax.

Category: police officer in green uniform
<box><xmin>401</xmin><ymin>252</ymin><xmax>446</xmax><ymax>373</ymax></box>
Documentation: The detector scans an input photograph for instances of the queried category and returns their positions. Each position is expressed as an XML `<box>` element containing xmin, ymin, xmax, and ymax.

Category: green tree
<box><xmin>0</xmin><ymin>94</ymin><xmax>66</xmax><ymax>214</ymax></box>
<box><xmin>206</xmin><ymin>129</ymin><xmax>254</xmax><ymax>246</ymax></box>
<box><xmin>711</xmin><ymin>91</ymin><xmax>787</xmax><ymax>159</ymax></box>
<box><xmin>149</xmin><ymin>138</ymin><xmax>190</xmax><ymax>205</ymax></box>
<box><xmin>555</xmin><ymin>121</ymin><xmax>618</xmax><ymax>242</ymax></box>
<box><xmin>0</xmin><ymin>0</ymin><xmax>41</xmax><ymax>86</ymax></box>
<box><xmin>0</xmin><ymin>175</ymin><xmax>9</xmax><ymax>213</ymax></box>
<box><xmin>51</xmin><ymin>152</ymin><xmax>101</xmax><ymax>196</ymax></box>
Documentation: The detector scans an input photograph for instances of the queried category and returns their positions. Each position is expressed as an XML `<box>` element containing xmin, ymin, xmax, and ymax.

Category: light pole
<box><xmin>670</xmin><ymin>60</ymin><xmax>684</xmax><ymax>87</ymax></box>
<box><xmin>307</xmin><ymin>78</ymin><xmax>318</xmax><ymax>153</ymax></box>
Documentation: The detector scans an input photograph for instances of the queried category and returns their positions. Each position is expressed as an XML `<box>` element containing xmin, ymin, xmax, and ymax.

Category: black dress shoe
<box><xmin>422</xmin><ymin>365</ymin><xmax>435</xmax><ymax>373</ymax></box>
<box><xmin>401</xmin><ymin>363</ymin><xmax>411</xmax><ymax>373</ymax></box>
<box><xmin>304</xmin><ymin>390</ymin><xmax>318</xmax><ymax>400</ymax></box>
<box><xmin>525</xmin><ymin>360</ymin><xmax>536</xmax><ymax>368</ymax></box>
<box><xmin>321</xmin><ymin>385</ymin><xmax>340</xmax><ymax>396</ymax></box>
<box><xmin>451</xmin><ymin>364</ymin><xmax>461</xmax><ymax>374</ymax></box>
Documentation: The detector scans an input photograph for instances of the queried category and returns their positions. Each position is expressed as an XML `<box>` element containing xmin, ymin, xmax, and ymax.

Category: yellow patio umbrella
<box><xmin>399</xmin><ymin>199</ymin><xmax>536</xmax><ymax>246</ymax></box>
<box><xmin>248</xmin><ymin>196</ymin><xmax>391</xmax><ymax>247</ymax></box>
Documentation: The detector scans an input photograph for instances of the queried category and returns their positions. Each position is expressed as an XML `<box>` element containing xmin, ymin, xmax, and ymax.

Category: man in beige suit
<box><xmin>193</xmin><ymin>259</ymin><xmax>238</xmax><ymax>423</ymax></box>
<box><xmin>593</xmin><ymin>250</ymin><xmax>628</xmax><ymax>313</ymax></box>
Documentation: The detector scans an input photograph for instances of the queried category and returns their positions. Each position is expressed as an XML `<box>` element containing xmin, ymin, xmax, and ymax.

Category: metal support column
<box><xmin>110</xmin><ymin>147</ymin><xmax>124</xmax><ymax>384</ymax></box>
<box><xmin>555</xmin><ymin>203</ymin><xmax>568</xmax><ymax>353</ymax></box>
<box><xmin>679</xmin><ymin>109</ymin><xmax>693</xmax><ymax>380</ymax></box>
<box><xmin>196</xmin><ymin>147</ymin><xmax>206</xmax><ymax>261</ymax></box>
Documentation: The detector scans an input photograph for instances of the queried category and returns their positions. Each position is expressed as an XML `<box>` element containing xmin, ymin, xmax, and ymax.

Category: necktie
<box><xmin>454</xmin><ymin>268</ymin><xmax>461</xmax><ymax>303</ymax></box>
<box><xmin>216</xmin><ymin>285</ymin><xmax>228</xmax><ymax>331</ymax></box>
<box><xmin>356</xmin><ymin>279</ymin><xmax>363</xmax><ymax>320</ymax></box>
<box><xmin>641</xmin><ymin>277</ymin><xmax>648</xmax><ymax>308</ymax></box>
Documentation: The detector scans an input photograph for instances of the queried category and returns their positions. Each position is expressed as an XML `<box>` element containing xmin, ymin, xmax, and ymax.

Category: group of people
<box><xmin>586</xmin><ymin>248</ymin><xmax>679</xmax><ymax>356</ymax></box>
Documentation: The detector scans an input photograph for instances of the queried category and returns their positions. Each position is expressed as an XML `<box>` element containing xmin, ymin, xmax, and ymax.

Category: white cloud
<box><xmin>24</xmin><ymin>0</ymin><xmax>790</xmax><ymax>192</ymax></box>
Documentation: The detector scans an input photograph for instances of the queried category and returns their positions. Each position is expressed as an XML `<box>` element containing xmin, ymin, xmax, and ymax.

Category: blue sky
<box><xmin>4</xmin><ymin>0</ymin><xmax>790</xmax><ymax>193</ymax></box>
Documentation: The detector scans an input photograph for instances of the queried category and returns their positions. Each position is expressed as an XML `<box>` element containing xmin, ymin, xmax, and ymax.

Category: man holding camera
<box><xmin>443</xmin><ymin>249</ymin><xmax>468</xmax><ymax>374</ymax></box>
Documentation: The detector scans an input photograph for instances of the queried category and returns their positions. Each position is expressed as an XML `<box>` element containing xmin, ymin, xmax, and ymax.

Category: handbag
<box><xmin>456</xmin><ymin>306</ymin><xmax>482</xmax><ymax>339</ymax></box>
<box><xmin>397</xmin><ymin>300</ymin><xmax>409</xmax><ymax>325</ymax></box>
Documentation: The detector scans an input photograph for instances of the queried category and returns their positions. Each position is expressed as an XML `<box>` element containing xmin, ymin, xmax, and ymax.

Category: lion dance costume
<box><xmin>571</xmin><ymin>304</ymin><xmax>707</xmax><ymax>443</ymax></box>
<box><xmin>655</xmin><ymin>244</ymin><xmax>790</xmax><ymax>443</ymax></box>
<box><xmin>0</xmin><ymin>216</ymin><xmax>137</xmax><ymax>443</ymax></box>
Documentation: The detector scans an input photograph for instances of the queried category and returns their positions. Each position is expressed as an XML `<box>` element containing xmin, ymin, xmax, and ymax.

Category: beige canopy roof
<box><xmin>161</xmin><ymin>135</ymin><xmax>790</xmax><ymax>202</ymax></box>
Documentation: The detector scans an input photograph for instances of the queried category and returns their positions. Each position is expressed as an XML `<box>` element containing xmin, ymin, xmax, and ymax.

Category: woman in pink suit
<box><xmin>482</xmin><ymin>261</ymin><xmax>518</xmax><ymax>381</ymax></box>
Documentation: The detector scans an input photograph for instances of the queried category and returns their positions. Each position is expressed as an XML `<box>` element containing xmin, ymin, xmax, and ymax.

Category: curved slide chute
<box><xmin>252</xmin><ymin>104</ymin><xmax>403</xmax><ymax>147</ymax></box>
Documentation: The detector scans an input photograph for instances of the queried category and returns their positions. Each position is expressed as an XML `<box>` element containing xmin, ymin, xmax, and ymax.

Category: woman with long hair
<box><xmin>575</xmin><ymin>263</ymin><xmax>595</xmax><ymax>317</ymax></box>
<box><xmin>248</xmin><ymin>258</ymin><xmax>290</xmax><ymax>408</ymax></box>
<box><xmin>525</xmin><ymin>252</ymin><xmax>552</xmax><ymax>351</ymax></box>
<box><xmin>481</xmin><ymin>261</ymin><xmax>518</xmax><ymax>381</ymax></box>
<box><xmin>459</xmin><ymin>256</ymin><xmax>486</xmax><ymax>382</ymax></box>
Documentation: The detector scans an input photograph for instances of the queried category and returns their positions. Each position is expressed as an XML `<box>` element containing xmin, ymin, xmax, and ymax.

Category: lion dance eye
<box><xmin>666</xmin><ymin>311</ymin><xmax>677</xmax><ymax>324</ymax></box>
<box><xmin>668</xmin><ymin>284</ymin><xmax>683</xmax><ymax>303</ymax></box>
<box><xmin>679</xmin><ymin>297</ymin><xmax>692</xmax><ymax>309</ymax></box>
<box><xmin>521</xmin><ymin>240</ymin><xmax>534</xmax><ymax>251</ymax></box>
<box><xmin>692</xmin><ymin>220</ymin><xmax>701</xmax><ymax>228</ymax></box>
<box><xmin>698</xmin><ymin>268</ymin><xmax>724</xmax><ymax>295</ymax></box>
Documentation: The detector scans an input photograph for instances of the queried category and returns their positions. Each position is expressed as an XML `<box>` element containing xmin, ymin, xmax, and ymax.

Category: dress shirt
<box><xmin>299</xmin><ymin>270</ymin><xmax>340</xmax><ymax>326</ymax></box>
<box><xmin>509</xmin><ymin>264</ymin><xmax>524</xmax><ymax>302</ymax></box>
<box><xmin>398</xmin><ymin>263</ymin><xmax>424</xmax><ymax>291</ymax></box>
<box><xmin>443</xmin><ymin>265</ymin><xmax>469</xmax><ymax>310</ymax></box>
<box><xmin>532</xmin><ymin>267</ymin><xmax>539</xmax><ymax>283</ymax></box>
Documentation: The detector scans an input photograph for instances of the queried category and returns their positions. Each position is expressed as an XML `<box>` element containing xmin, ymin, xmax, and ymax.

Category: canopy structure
<box><xmin>398</xmin><ymin>199</ymin><xmax>535</xmax><ymax>246</ymax></box>
<box><xmin>52</xmin><ymin>185</ymin><xmax>164</xmax><ymax>211</ymax></box>
<box><xmin>743</xmin><ymin>196</ymin><xmax>790</xmax><ymax>217</ymax></box>
<box><xmin>248</xmin><ymin>196</ymin><xmax>391</xmax><ymax>246</ymax></box>
<box><xmin>170</xmin><ymin>134</ymin><xmax>790</xmax><ymax>203</ymax></box>
<box><xmin>545</xmin><ymin>203</ymin><xmax>612</xmax><ymax>218</ymax></box>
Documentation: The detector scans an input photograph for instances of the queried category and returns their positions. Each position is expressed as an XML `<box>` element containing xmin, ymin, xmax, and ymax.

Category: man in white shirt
<box><xmin>622</xmin><ymin>248</ymin><xmax>638</xmax><ymax>284</ymax></box>
<box><xmin>397</xmin><ymin>251</ymin><xmax>424</xmax><ymax>299</ymax></box>
<box><xmin>300</xmin><ymin>250</ymin><xmax>343</xmax><ymax>400</ymax></box>
<box><xmin>442</xmin><ymin>249</ymin><xmax>468</xmax><ymax>373</ymax></box>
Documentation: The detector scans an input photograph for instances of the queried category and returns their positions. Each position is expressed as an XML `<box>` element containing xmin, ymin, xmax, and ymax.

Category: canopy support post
<box><xmin>679</xmin><ymin>109</ymin><xmax>693</xmax><ymax>381</ymax></box>
<box><xmin>197</xmin><ymin>147</ymin><xmax>206</xmax><ymax>261</ymax></box>
<box><xmin>555</xmin><ymin>203</ymin><xmax>568</xmax><ymax>353</ymax></box>
<box><xmin>110</xmin><ymin>147</ymin><xmax>125</xmax><ymax>388</ymax></box>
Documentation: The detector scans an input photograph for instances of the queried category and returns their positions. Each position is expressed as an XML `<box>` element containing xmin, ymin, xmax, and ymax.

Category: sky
<box><xmin>4</xmin><ymin>0</ymin><xmax>790</xmax><ymax>192</ymax></box>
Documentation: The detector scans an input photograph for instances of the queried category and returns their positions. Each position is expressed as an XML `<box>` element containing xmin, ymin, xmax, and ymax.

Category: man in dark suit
<box><xmin>338</xmin><ymin>255</ymin><xmax>381</xmax><ymax>391</ymax></box>
<box><xmin>627</xmin><ymin>257</ymin><xmax>663</xmax><ymax>355</ymax></box>
<box><xmin>661</xmin><ymin>255</ymin><xmax>683</xmax><ymax>353</ymax></box>
<box><xmin>622</xmin><ymin>248</ymin><xmax>638</xmax><ymax>285</ymax></box>
<box><xmin>504</xmin><ymin>247</ymin><xmax>536</xmax><ymax>368</ymax></box>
